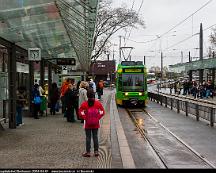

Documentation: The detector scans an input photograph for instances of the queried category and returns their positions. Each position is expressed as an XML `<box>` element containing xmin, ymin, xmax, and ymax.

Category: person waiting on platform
<box><xmin>97</xmin><ymin>80</ymin><xmax>104</xmax><ymax>100</ymax></box>
<box><xmin>74</xmin><ymin>81</ymin><xmax>81</xmax><ymax>121</ymax></box>
<box><xmin>16</xmin><ymin>87</ymin><xmax>26</xmax><ymax>126</ymax></box>
<box><xmin>78</xmin><ymin>81</ymin><xmax>89</xmax><ymax>123</ymax></box>
<box><xmin>60</xmin><ymin>78</ymin><xmax>70</xmax><ymax>114</ymax></box>
<box><xmin>79</xmin><ymin>88</ymin><xmax>105</xmax><ymax>157</ymax></box>
<box><xmin>32</xmin><ymin>84</ymin><xmax>41</xmax><ymax>119</ymax></box>
<box><xmin>64</xmin><ymin>84</ymin><xmax>76</xmax><ymax>122</ymax></box>
<box><xmin>87</xmin><ymin>78</ymin><xmax>96</xmax><ymax>96</ymax></box>
<box><xmin>49</xmin><ymin>82</ymin><xmax>60</xmax><ymax>115</ymax></box>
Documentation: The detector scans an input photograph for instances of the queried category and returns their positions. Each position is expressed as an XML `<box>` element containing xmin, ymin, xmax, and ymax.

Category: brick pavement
<box><xmin>0</xmin><ymin>89</ymin><xmax>113</xmax><ymax>169</ymax></box>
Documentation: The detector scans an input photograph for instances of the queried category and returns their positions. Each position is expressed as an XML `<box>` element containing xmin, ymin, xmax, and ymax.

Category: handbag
<box><xmin>55</xmin><ymin>101</ymin><xmax>60</xmax><ymax>112</ymax></box>
<box><xmin>34</xmin><ymin>96</ymin><xmax>41</xmax><ymax>104</ymax></box>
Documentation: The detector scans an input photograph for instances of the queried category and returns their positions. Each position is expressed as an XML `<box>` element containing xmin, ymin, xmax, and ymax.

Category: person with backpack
<box><xmin>32</xmin><ymin>84</ymin><xmax>41</xmax><ymax>119</ymax></box>
<box><xmin>79</xmin><ymin>89</ymin><xmax>105</xmax><ymax>157</ymax></box>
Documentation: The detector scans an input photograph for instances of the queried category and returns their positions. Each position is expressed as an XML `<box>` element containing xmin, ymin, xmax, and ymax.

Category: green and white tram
<box><xmin>116</xmin><ymin>61</ymin><xmax>148</xmax><ymax>107</ymax></box>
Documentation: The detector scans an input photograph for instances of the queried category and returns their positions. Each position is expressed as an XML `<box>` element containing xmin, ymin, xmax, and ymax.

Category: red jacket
<box><xmin>60</xmin><ymin>82</ymin><xmax>69</xmax><ymax>97</ymax></box>
<box><xmin>79</xmin><ymin>100</ymin><xmax>105</xmax><ymax>129</ymax></box>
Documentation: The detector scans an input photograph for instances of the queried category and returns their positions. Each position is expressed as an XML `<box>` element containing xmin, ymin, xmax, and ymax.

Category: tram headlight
<box><xmin>125</xmin><ymin>92</ymin><xmax>129</xmax><ymax>96</ymax></box>
<box><xmin>139</xmin><ymin>92</ymin><xmax>143</xmax><ymax>96</ymax></box>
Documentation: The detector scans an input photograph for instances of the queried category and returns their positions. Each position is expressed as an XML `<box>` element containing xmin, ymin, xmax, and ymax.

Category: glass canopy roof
<box><xmin>0</xmin><ymin>0</ymin><xmax>98</xmax><ymax>71</ymax></box>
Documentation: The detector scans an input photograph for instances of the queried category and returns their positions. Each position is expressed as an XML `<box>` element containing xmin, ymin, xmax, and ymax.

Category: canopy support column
<box><xmin>48</xmin><ymin>62</ymin><xmax>52</xmax><ymax>101</ymax></box>
<box><xmin>40</xmin><ymin>59</ymin><xmax>45</xmax><ymax>87</ymax></box>
<box><xmin>28</xmin><ymin>62</ymin><xmax>34</xmax><ymax>116</ymax></box>
<box><xmin>8</xmin><ymin>43</ymin><xmax>17</xmax><ymax>129</ymax></box>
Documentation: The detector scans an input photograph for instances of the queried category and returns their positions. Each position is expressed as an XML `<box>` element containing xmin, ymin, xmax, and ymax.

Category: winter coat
<box><xmin>60</xmin><ymin>82</ymin><xmax>69</xmax><ymax>97</ymax></box>
<box><xmin>78</xmin><ymin>88</ymin><xmax>88</xmax><ymax>108</ymax></box>
<box><xmin>64</xmin><ymin>88</ymin><xmax>76</xmax><ymax>108</ymax></box>
<box><xmin>50</xmin><ymin>87</ymin><xmax>60</xmax><ymax>103</ymax></box>
<box><xmin>79</xmin><ymin>100</ymin><xmax>105</xmax><ymax>129</ymax></box>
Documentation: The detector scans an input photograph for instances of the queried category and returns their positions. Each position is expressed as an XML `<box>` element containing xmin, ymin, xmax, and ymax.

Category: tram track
<box><xmin>126</xmin><ymin>108</ymin><xmax>168</xmax><ymax>168</ymax></box>
<box><xmin>125</xmin><ymin>108</ymin><xmax>215</xmax><ymax>168</ymax></box>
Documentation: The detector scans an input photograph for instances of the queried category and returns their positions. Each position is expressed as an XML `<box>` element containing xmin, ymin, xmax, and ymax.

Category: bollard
<box><xmin>165</xmin><ymin>97</ymin><xmax>167</xmax><ymax>108</ymax></box>
<box><xmin>210</xmin><ymin>108</ymin><xmax>215</xmax><ymax>127</ymax></box>
<box><xmin>171</xmin><ymin>98</ymin><xmax>173</xmax><ymax>110</ymax></box>
<box><xmin>160</xmin><ymin>95</ymin><xmax>163</xmax><ymax>106</ymax></box>
<box><xmin>177</xmin><ymin>100</ymin><xmax>180</xmax><ymax>113</ymax></box>
<box><xmin>185</xmin><ymin>101</ymin><xmax>188</xmax><ymax>117</ymax></box>
<box><xmin>196</xmin><ymin>104</ymin><xmax>199</xmax><ymax>121</ymax></box>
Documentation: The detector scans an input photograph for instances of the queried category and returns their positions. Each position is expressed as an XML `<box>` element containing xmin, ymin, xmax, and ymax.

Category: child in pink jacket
<box><xmin>79</xmin><ymin>89</ymin><xmax>105</xmax><ymax>157</ymax></box>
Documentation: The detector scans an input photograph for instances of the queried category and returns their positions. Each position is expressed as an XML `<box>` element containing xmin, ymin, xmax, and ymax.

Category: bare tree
<box><xmin>91</xmin><ymin>0</ymin><xmax>145</xmax><ymax>60</ymax></box>
<box><xmin>210</xmin><ymin>28</ymin><xmax>216</xmax><ymax>47</ymax></box>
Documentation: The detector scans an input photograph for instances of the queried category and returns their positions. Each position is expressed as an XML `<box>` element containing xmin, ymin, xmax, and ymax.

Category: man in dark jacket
<box><xmin>64</xmin><ymin>84</ymin><xmax>76</xmax><ymax>122</ymax></box>
<box><xmin>49</xmin><ymin>82</ymin><xmax>60</xmax><ymax>115</ymax></box>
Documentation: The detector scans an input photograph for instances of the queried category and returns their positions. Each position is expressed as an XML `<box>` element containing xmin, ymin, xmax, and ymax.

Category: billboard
<box><xmin>90</xmin><ymin>60</ymin><xmax>116</xmax><ymax>75</ymax></box>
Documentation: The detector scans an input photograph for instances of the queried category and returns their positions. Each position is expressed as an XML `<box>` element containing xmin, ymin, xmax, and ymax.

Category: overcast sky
<box><xmin>107</xmin><ymin>0</ymin><xmax>216</xmax><ymax>69</ymax></box>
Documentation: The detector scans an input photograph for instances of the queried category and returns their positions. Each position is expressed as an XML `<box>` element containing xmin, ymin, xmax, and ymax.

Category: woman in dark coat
<box><xmin>74</xmin><ymin>81</ymin><xmax>81</xmax><ymax>120</ymax></box>
<box><xmin>64</xmin><ymin>84</ymin><xmax>76</xmax><ymax>122</ymax></box>
<box><xmin>49</xmin><ymin>82</ymin><xmax>60</xmax><ymax>115</ymax></box>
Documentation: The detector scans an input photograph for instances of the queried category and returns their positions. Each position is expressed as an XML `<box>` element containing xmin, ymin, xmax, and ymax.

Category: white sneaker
<box><xmin>19</xmin><ymin>123</ymin><xmax>24</xmax><ymax>126</ymax></box>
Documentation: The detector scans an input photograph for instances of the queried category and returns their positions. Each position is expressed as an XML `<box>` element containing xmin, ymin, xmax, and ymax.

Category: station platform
<box><xmin>1</xmin><ymin>88</ymin><xmax>216</xmax><ymax>169</ymax></box>
<box><xmin>0</xmin><ymin>88</ymin><xmax>132</xmax><ymax>169</ymax></box>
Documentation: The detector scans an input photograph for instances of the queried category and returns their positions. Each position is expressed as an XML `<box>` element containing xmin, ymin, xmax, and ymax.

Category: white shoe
<box><xmin>19</xmin><ymin>123</ymin><xmax>24</xmax><ymax>126</ymax></box>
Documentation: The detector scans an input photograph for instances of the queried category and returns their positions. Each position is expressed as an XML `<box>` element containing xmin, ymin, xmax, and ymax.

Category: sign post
<box><xmin>56</xmin><ymin>58</ymin><xmax>76</xmax><ymax>65</ymax></box>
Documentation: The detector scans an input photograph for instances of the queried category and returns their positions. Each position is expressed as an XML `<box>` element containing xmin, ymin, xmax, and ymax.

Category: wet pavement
<box><xmin>1</xmin><ymin>87</ymin><xmax>216</xmax><ymax>169</ymax></box>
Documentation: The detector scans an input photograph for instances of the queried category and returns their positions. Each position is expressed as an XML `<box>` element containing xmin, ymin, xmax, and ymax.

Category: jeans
<box><xmin>50</xmin><ymin>101</ymin><xmax>57</xmax><ymax>115</ymax></box>
<box><xmin>16</xmin><ymin>106</ymin><xmax>23</xmax><ymax>126</ymax></box>
<box><xmin>85</xmin><ymin>129</ymin><xmax>99</xmax><ymax>153</ymax></box>
<box><xmin>206</xmin><ymin>89</ymin><xmax>210</xmax><ymax>98</ymax></box>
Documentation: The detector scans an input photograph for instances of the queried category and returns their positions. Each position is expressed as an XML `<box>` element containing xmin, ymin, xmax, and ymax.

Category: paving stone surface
<box><xmin>0</xmin><ymin>89</ymin><xmax>113</xmax><ymax>169</ymax></box>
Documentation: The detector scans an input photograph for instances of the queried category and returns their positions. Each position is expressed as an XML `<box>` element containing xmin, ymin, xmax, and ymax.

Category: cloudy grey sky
<box><xmin>108</xmin><ymin>0</ymin><xmax>216</xmax><ymax>69</ymax></box>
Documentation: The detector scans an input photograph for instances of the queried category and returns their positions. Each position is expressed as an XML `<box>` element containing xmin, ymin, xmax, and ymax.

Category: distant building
<box><xmin>89</xmin><ymin>60</ymin><xmax>116</xmax><ymax>85</ymax></box>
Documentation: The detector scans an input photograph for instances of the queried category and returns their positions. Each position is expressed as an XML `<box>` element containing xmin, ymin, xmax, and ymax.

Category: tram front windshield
<box><xmin>122</xmin><ymin>74</ymin><xmax>144</xmax><ymax>92</ymax></box>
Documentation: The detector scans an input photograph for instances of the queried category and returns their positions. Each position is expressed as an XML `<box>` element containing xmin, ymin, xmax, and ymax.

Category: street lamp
<box><xmin>91</xmin><ymin>59</ymin><xmax>96</xmax><ymax>80</ymax></box>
